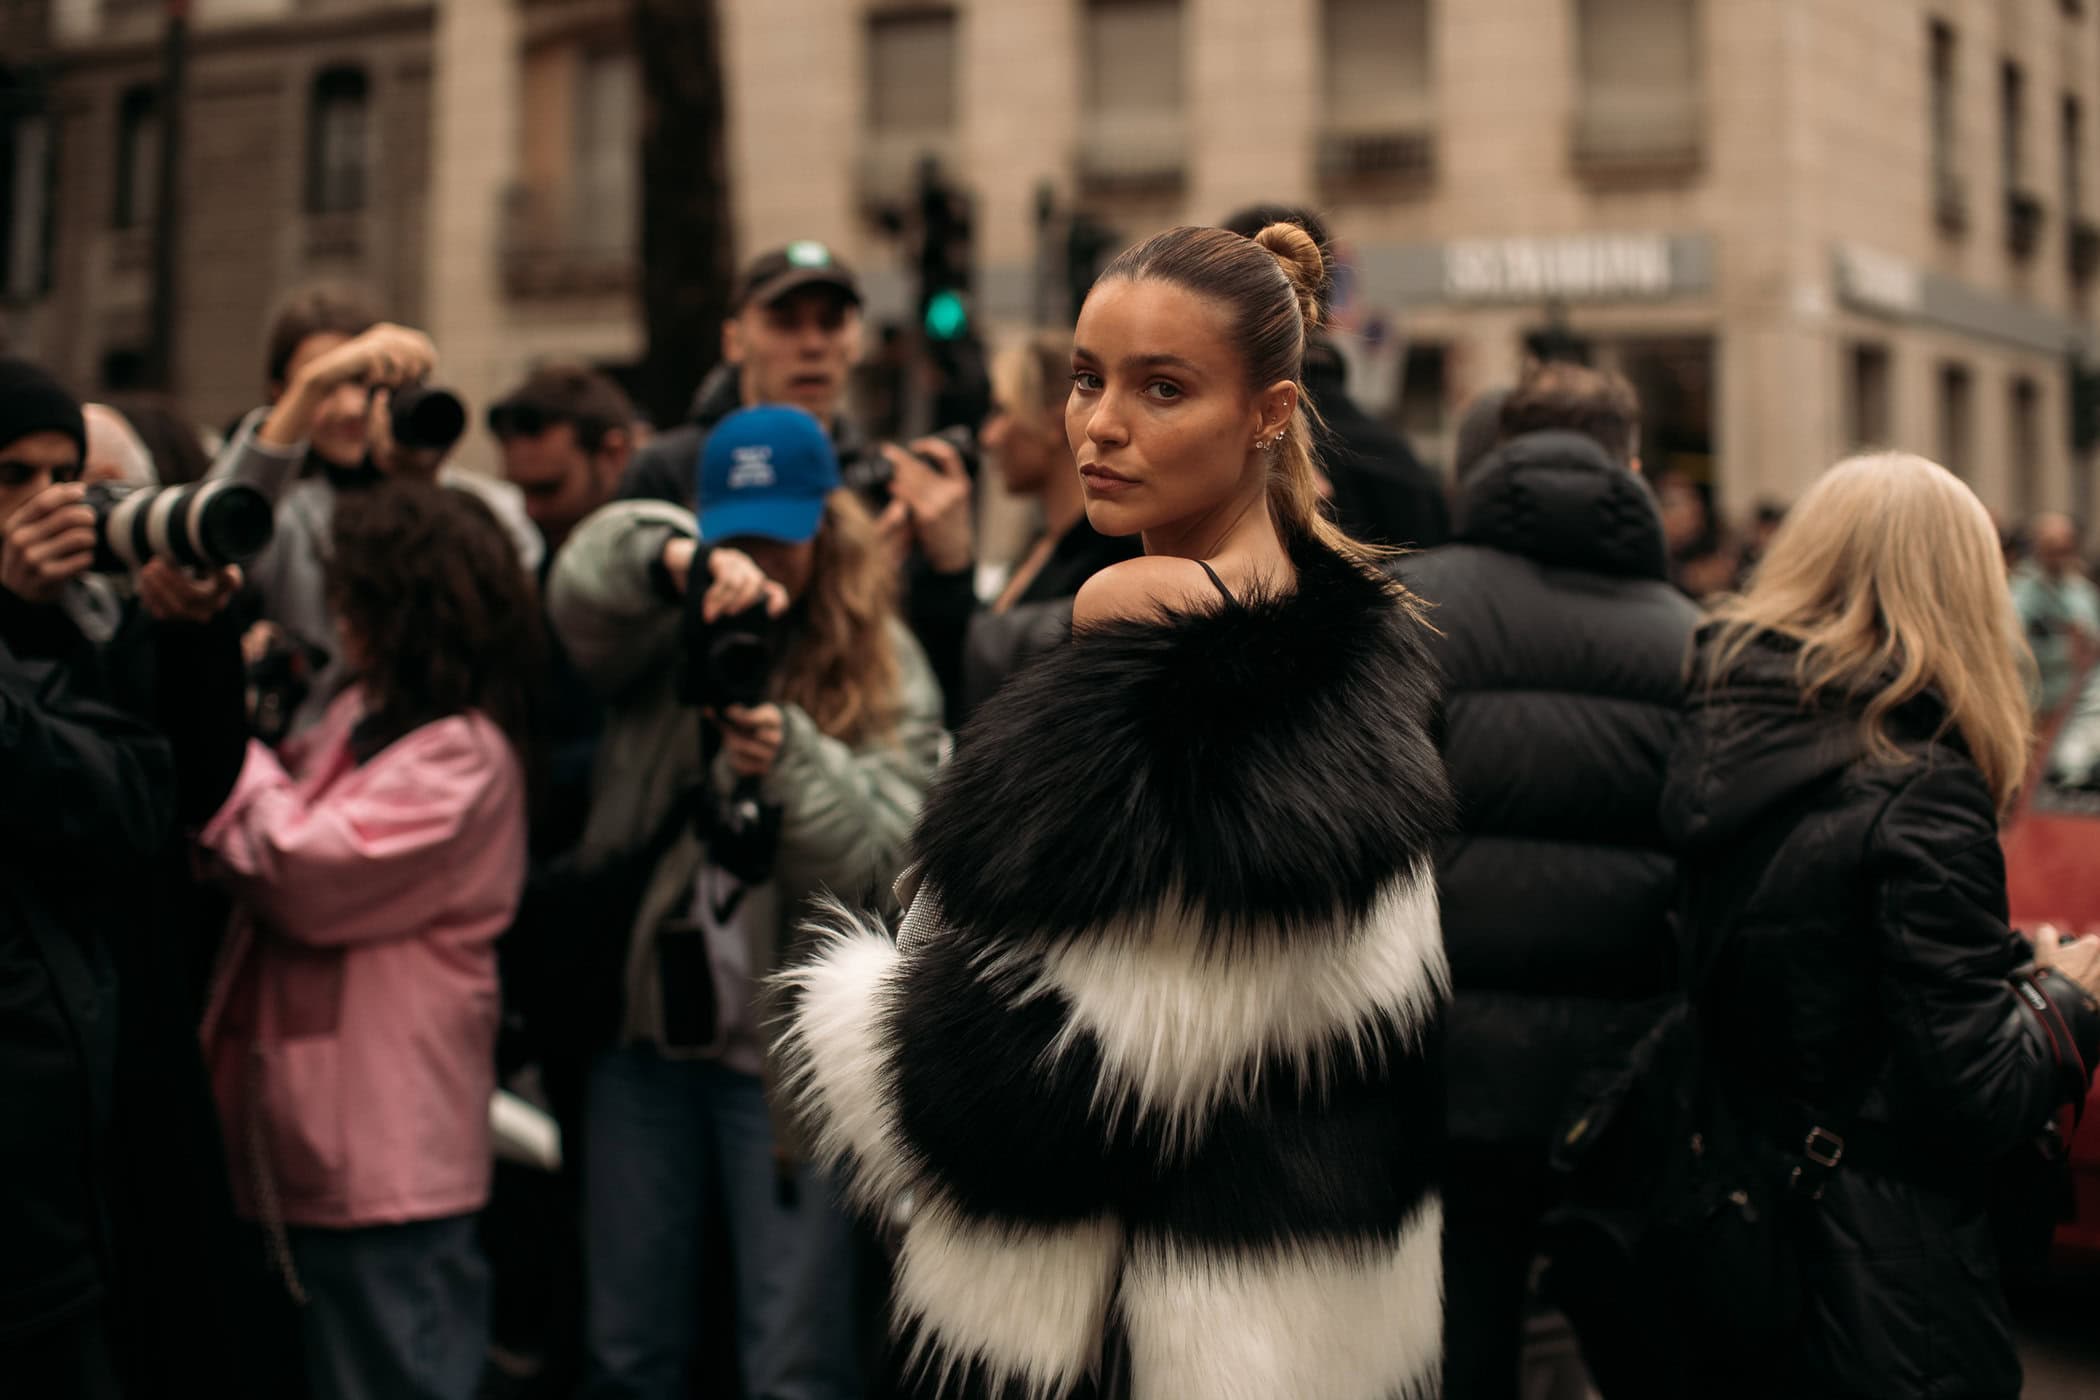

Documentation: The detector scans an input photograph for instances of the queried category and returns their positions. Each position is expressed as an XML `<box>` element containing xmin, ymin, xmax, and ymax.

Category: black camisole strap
<box><xmin>1195</xmin><ymin>559</ymin><xmax>1239</xmax><ymax>608</ymax></box>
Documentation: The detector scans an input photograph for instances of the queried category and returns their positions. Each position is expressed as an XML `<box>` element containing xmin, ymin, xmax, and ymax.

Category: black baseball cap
<box><xmin>733</xmin><ymin>240</ymin><xmax>863</xmax><ymax>311</ymax></box>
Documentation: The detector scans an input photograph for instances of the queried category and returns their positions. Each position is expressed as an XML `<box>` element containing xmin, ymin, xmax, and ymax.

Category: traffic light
<box><xmin>1065</xmin><ymin>213</ymin><xmax>1118</xmax><ymax>324</ymax></box>
<box><xmin>917</xmin><ymin>161</ymin><xmax>973</xmax><ymax>341</ymax></box>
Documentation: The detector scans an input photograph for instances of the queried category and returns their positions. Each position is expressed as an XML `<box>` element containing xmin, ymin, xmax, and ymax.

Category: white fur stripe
<box><xmin>1021</xmin><ymin>869</ymin><xmax>1447</xmax><ymax>1145</ymax></box>
<box><xmin>771</xmin><ymin>904</ymin><xmax>921</xmax><ymax>1213</ymax></box>
<box><xmin>893</xmin><ymin>1200</ymin><xmax>1123</xmax><ymax>1400</ymax></box>
<box><xmin>1121</xmin><ymin>1200</ymin><xmax>1443</xmax><ymax>1400</ymax></box>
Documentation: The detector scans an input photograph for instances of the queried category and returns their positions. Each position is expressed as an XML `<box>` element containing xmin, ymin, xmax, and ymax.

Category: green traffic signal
<box><xmin>924</xmin><ymin>288</ymin><xmax>969</xmax><ymax>340</ymax></box>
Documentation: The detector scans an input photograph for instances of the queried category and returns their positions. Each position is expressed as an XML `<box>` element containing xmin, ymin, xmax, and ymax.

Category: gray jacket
<box><xmin>209</xmin><ymin>409</ymin><xmax>543</xmax><ymax>734</ymax></box>
<box><xmin>547</xmin><ymin>500</ymin><xmax>944</xmax><ymax>1097</ymax></box>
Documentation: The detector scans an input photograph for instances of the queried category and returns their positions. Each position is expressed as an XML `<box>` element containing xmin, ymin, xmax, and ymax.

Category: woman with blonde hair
<box><xmin>548</xmin><ymin>405</ymin><xmax>945</xmax><ymax>1399</ymax></box>
<box><xmin>1661</xmin><ymin>451</ymin><xmax>2100</xmax><ymax>1398</ymax></box>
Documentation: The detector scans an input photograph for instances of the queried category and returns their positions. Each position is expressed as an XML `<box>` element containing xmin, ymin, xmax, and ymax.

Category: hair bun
<box><xmin>1253</xmin><ymin>221</ymin><xmax>1327</xmax><ymax>338</ymax></box>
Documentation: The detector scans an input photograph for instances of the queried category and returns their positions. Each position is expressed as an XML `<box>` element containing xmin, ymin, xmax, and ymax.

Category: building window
<box><xmin>867</xmin><ymin>9</ymin><xmax>957</xmax><ymax>137</ymax></box>
<box><xmin>1079</xmin><ymin>0</ymin><xmax>1186</xmax><ymax>193</ymax></box>
<box><xmin>1572</xmin><ymin>0</ymin><xmax>1702</xmax><ymax>178</ymax></box>
<box><xmin>1938</xmin><ymin>362</ymin><xmax>1973</xmax><ymax>478</ymax></box>
<box><xmin>112</xmin><ymin>84</ymin><xmax>157</xmax><ymax>231</ymax></box>
<box><xmin>573</xmin><ymin>50</ymin><xmax>638</xmax><ymax>256</ymax></box>
<box><xmin>2065</xmin><ymin>94</ymin><xmax>2085</xmax><ymax>223</ymax></box>
<box><xmin>2002</xmin><ymin>60</ymin><xmax>2027</xmax><ymax>194</ymax></box>
<box><xmin>2012</xmin><ymin>375</ymin><xmax>2042</xmax><ymax>517</ymax></box>
<box><xmin>1847</xmin><ymin>343</ymin><xmax>1892</xmax><ymax>448</ymax></box>
<box><xmin>3</xmin><ymin>106</ymin><xmax>54</xmax><ymax>299</ymax></box>
<box><xmin>306</xmin><ymin>68</ymin><xmax>369</xmax><ymax>216</ymax></box>
<box><xmin>1929</xmin><ymin>21</ymin><xmax>1963</xmax><ymax>230</ymax></box>
<box><xmin>1319</xmin><ymin>0</ymin><xmax>1434</xmax><ymax>188</ymax></box>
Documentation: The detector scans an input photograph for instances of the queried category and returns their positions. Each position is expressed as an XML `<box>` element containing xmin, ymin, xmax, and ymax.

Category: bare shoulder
<box><xmin>1073</xmin><ymin>556</ymin><xmax>1225</xmax><ymax>627</ymax></box>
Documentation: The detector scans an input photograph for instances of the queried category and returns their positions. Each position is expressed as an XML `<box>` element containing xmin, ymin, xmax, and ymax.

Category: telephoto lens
<box><xmin>84</xmin><ymin>480</ymin><xmax>276</xmax><ymax>573</ymax></box>
<box><xmin>389</xmin><ymin>384</ymin><xmax>468</xmax><ymax>454</ymax></box>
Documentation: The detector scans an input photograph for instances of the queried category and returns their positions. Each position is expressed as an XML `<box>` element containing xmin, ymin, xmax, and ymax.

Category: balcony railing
<box><xmin>1317</xmin><ymin>126</ymin><xmax>1435</xmax><ymax>197</ymax></box>
<box><xmin>1076</xmin><ymin>116</ymin><xmax>1186</xmax><ymax>199</ymax></box>
<box><xmin>1571</xmin><ymin>89</ymin><xmax>1703</xmax><ymax>185</ymax></box>
<box><xmin>499</xmin><ymin>183</ymin><xmax>635</xmax><ymax>299</ymax></box>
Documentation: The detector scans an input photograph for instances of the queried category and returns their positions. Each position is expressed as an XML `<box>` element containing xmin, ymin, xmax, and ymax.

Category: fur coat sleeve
<box><xmin>779</xmin><ymin>542</ymin><xmax>1454</xmax><ymax>1400</ymax></box>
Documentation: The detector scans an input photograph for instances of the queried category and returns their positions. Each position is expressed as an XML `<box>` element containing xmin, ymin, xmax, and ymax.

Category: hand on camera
<box><xmin>2034</xmin><ymin>924</ymin><xmax>2100</xmax><ymax>1003</ymax></box>
<box><xmin>0</xmin><ymin>481</ymin><xmax>95</xmax><ymax>603</ymax></box>
<box><xmin>137</xmin><ymin>559</ymin><xmax>242</xmax><ymax>626</ymax></box>
<box><xmin>715</xmin><ymin>702</ymin><xmax>785</xmax><ymax>777</ymax></box>
<box><xmin>662</xmin><ymin>540</ymin><xmax>790</xmax><ymax>621</ymax></box>
<box><xmin>297</xmin><ymin>323</ymin><xmax>437</xmax><ymax>398</ymax></box>
<box><xmin>879</xmin><ymin>438</ymin><xmax>974</xmax><ymax>574</ymax></box>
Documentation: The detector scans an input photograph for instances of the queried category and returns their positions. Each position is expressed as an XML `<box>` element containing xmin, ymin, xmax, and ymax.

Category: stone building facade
<box><xmin>5</xmin><ymin>0</ymin><xmax>2099</xmax><ymax>517</ymax></box>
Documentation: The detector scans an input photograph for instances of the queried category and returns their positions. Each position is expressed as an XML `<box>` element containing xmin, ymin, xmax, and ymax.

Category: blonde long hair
<box><xmin>1702</xmin><ymin>451</ymin><xmax>2032</xmax><ymax>808</ymax></box>
<box><xmin>776</xmin><ymin>489</ymin><xmax>903</xmax><ymax>745</ymax></box>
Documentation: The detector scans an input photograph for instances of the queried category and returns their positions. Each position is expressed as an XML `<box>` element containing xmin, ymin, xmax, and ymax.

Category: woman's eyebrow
<box><xmin>1070</xmin><ymin>347</ymin><xmax>1204</xmax><ymax>375</ymax></box>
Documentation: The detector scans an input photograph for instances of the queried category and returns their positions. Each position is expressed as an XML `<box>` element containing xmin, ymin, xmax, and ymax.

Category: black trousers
<box><xmin>5</xmin><ymin>1307</ymin><xmax>124</xmax><ymax>1400</ymax></box>
<box><xmin>1442</xmin><ymin>1140</ymin><xmax>1555</xmax><ymax>1400</ymax></box>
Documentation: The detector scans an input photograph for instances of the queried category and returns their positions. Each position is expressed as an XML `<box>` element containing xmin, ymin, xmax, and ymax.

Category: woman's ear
<box><xmin>1256</xmin><ymin>380</ymin><xmax>1300</xmax><ymax>443</ymax></box>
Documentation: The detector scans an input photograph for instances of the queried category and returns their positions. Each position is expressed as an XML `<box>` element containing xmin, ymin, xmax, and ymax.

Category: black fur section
<box><xmin>885</xmin><ymin>933</ymin><xmax>1444</xmax><ymax>1246</ymax></box>
<box><xmin>1120</xmin><ymin>1011</ymin><xmax>1445</xmax><ymax>1253</ymax></box>
<box><xmin>914</xmin><ymin>536</ymin><xmax>1452</xmax><ymax>944</ymax></box>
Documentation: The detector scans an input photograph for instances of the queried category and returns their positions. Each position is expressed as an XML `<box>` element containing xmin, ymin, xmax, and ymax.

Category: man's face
<box><xmin>500</xmin><ymin>421</ymin><xmax>618</xmax><ymax>548</ymax></box>
<box><xmin>2036</xmin><ymin>518</ymin><xmax>2080</xmax><ymax>575</ymax></box>
<box><xmin>0</xmin><ymin>431</ymin><xmax>83</xmax><ymax>535</ymax></box>
<box><xmin>276</xmin><ymin>332</ymin><xmax>373</xmax><ymax>469</ymax></box>
<box><xmin>723</xmin><ymin>289</ymin><xmax>862</xmax><ymax>419</ymax></box>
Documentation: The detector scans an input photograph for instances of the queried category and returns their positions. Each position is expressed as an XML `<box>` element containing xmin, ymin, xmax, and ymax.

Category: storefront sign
<box><xmin>1443</xmin><ymin>234</ymin><xmax>1675</xmax><ymax>301</ymax></box>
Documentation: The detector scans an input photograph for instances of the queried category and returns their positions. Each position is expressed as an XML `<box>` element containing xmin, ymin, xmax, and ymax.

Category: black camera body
<box><xmin>388</xmin><ymin>384</ymin><xmax>468</xmax><ymax>455</ymax></box>
<box><xmin>676</xmin><ymin>584</ymin><xmax>788</xmax><ymax>886</ymax></box>
<box><xmin>847</xmin><ymin>423</ymin><xmax>980</xmax><ymax>508</ymax></box>
<box><xmin>84</xmin><ymin>479</ymin><xmax>276</xmax><ymax>574</ymax></box>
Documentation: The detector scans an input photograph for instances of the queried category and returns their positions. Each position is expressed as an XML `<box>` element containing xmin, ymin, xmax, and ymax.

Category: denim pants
<box><xmin>288</xmin><ymin>1214</ymin><xmax>490</xmax><ymax>1400</ymax></box>
<box><xmin>582</xmin><ymin>1045</ymin><xmax>863</xmax><ymax>1400</ymax></box>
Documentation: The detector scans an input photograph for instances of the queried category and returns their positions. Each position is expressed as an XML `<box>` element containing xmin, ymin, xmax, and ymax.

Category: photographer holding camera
<box><xmin>210</xmin><ymin>284</ymin><xmax>541</xmax><ymax>738</ymax></box>
<box><xmin>617</xmin><ymin>243</ymin><xmax>985</xmax><ymax>720</ymax></box>
<box><xmin>549</xmin><ymin>405</ymin><xmax>943</xmax><ymax>1400</ymax></box>
<box><xmin>1</xmin><ymin>357</ymin><xmax>253</xmax><ymax>1397</ymax></box>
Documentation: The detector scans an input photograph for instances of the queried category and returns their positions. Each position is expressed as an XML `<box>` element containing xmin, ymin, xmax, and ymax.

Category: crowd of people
<box><xmin>5</xmin><ymin>199</ymin><xmax>2100</xmax><ymax>1400</ymax></box>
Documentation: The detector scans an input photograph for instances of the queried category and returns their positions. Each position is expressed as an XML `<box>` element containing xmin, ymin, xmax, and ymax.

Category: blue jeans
<box><xmin>289</xmin><ymin>1214</ymin><xmax>489</xmax><ymax>1400</ymax></box>
<box><xmin>582</xmin><ymin>1046</ymin><xmax>863</xmax><ymax>1400</ymax></box>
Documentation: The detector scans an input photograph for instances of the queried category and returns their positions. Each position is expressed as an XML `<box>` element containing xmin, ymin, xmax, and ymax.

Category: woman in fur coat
<box><xmin>779</xmin><ymin>221</ymin><xmax>1453</xmax><ymax>1400</ymax></box>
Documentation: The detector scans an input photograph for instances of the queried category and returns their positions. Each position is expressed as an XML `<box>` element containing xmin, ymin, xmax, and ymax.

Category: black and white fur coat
<box><xmin>779</xmin><ymin>537</ymin><xmax>1453</xmax><ymax>1400</ymax></box>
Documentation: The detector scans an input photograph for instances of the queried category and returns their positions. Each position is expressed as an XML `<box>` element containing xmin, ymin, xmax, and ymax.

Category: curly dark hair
<box><xmin>327</xmin><ymin>481</ymin><xmax>544</xmax><ymax>763</ymax></box>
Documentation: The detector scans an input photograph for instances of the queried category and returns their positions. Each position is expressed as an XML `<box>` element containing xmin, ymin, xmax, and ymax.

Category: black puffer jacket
<box><xmin>1663</xmin><ymin>632</ymin><xmax>2100</xmax><ymax>1400</ymax></box>
<box><xmin>1398</xmin><ymin>430</ymin><xmax>1700</xmax><ymax>1144</ymax></box>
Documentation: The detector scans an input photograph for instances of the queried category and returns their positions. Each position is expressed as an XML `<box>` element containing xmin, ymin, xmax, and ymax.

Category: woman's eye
<box><xmin>1071</xmin><ymin>371</ymin><xmax>1102</xmax><ymax>392</ymax></box>
<box><xmin>1145</xmin><ymin>381</ymin><xmax>1183</xmax><ymax>401</ymax></box>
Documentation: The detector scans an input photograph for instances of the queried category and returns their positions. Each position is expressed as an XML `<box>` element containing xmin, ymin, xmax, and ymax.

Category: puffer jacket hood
<box><xmin>685</xmin><ymin>361</ymin><xmax>743</xmax><ymax>430</ymax></box>
<box><xmin>1457</xmin><ymin>429</ymin><xmax>1668</xmax><ymax>581</ymax></box>
<box><xmin>1663</xmin><ymin>631</ymin><xmax>1954</xmax><ymax>850</ymax></box>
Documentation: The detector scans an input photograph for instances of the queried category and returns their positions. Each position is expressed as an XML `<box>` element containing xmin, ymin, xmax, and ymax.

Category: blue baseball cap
<box><xmin>696</xmin><ymin>405</ymin><xmax>840</xmax><ymax>544</ymax></box>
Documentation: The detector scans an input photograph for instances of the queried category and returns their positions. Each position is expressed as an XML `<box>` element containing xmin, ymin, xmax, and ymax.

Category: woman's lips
<box><xmin>1079</xmin><ymin>464</ymin><xmax>1137</xmax><ymax>495</ymax></box>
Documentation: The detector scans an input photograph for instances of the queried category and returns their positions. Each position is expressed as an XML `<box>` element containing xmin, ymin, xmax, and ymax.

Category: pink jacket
<box><xmin>198</xmin><ymin>689</ymin><xmax>526</xmax><ymax>1228</ymax></box>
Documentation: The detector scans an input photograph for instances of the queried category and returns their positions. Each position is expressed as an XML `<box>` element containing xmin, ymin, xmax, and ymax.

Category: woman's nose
<box><xmin>1085</xmin><ymin>398</ymin><xmax>1127</xmax><ymax>448</ymax></box>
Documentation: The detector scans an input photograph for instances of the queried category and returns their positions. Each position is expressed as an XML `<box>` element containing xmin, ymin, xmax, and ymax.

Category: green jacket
<box><xmin>547</xmin><ymin>501</ymin><xmax>945</xmax><ymax>1101</ymax></box>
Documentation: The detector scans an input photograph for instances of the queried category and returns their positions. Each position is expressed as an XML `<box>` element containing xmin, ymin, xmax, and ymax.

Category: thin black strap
<box><xmin>1194</xmin><ymin>559</ymin><xmax>1238</xmax><ymax>608</ymax></box>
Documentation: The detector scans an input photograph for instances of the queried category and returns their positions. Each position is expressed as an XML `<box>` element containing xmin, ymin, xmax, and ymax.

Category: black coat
<box><xmin>1398</xmin><ymin>430</ymin><xmax>1699</xmax><ymax>1145</ymax></box>
<box><xmin>1662</xmin><ymin>632</ymin><xmax>2100</xmax><ymax>1400</ymax></box>
<box><xmin>781</xmin><ymin>536</ymin><xmax>1453</xmax><ymax>1399</ymax></box>
<box><xmin>1304</xmin><ymin>342</ymin><xmax>1450</xmax><ymax>550</ymax></box>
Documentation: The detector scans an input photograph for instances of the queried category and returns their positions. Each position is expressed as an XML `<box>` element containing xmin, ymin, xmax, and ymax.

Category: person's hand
<box><xmin>137</xmin><ymin>559</ymin><xmax>242</xmax><ymax>625</ymax></box>
<box><xmin>717</xmin><ymin>702</ymin><xmax>785</xmax><ymax>777</ymax></box>
<box><xmin>882</xmin><ymin>438</ymin><xmax>974</xmax><ymax>574</ymax></box>
<box><xmin>663</xmin><ymin>539</ymin><xmax>789</xmax><ymax>620</ymax></box>
<box><xmin>2034</xmin><ymin>924</ymin><xmax>2100</xmax><ymax>1002</ymax></box>
<box><xmin>293</xmin><ymin>323</ymin><xmax>436</xmax><ymax>398</ymax></box>
<box><xmin>0</xmin><ymin>481</ymin><xmax>96</xmax><ymax>603</ymax></box>
<box><xmin>241</xmin><ymin>619</ymin><xmax>283</xmax><ymax>667</ymax></box>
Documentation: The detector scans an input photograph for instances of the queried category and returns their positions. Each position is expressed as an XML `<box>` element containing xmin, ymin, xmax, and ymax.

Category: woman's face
<box><xmin>731</xmin><ymin>534</ymin><xmax>817</xmax><ymax>604</ymax></box>
<box><xmin>1066</xmin><ymin>279</ymin><xmax>1271</xmax><ymax>540</ymax></box>
<box><xmin>983</xmin><ymin>401</ymin><xmax>1059</xmax><ymax>497</ymax></box>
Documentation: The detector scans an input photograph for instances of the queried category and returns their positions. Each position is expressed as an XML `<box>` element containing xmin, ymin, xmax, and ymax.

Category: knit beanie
<box><xmin>0</xmin><ymin>357</ymin><xmax>87</xmax><ymax>460</ymax></box>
